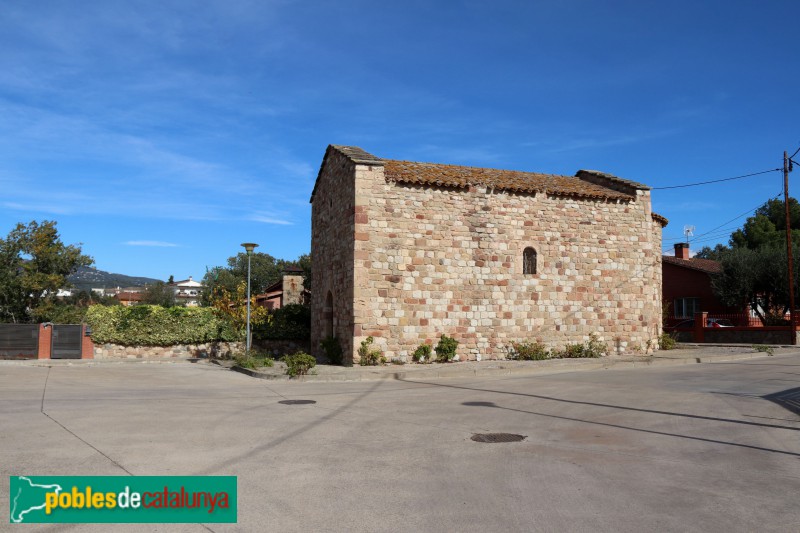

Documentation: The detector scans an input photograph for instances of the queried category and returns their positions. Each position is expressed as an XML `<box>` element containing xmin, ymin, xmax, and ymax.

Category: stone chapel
<box><xmin>310</xmin><ymin>145</ymin><xmax>667</xmax><ymax>363</ymax></box>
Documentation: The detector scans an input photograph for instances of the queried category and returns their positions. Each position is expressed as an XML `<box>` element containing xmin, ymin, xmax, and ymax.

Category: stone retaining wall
<box><xmin>93</xmin><ymin>342</ymin><xmax>243</xmax><ymax>359</ymax></box>
<box><xmin>93</xmin><ymin>339</ymin><xmax>311</xmax><ymax>360</ymax></box>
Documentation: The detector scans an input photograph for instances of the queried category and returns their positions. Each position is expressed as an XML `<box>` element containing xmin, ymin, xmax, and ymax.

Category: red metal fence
<box><xmin>665</xmin><ymin>313</ymin><xmax>762</xmax><ymax>328</ymax></box>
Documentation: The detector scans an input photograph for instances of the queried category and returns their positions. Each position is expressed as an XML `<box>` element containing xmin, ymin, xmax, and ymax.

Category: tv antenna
<box><xmin>683</xmin><ymin>225</ymin><xmax>695</xmax><ymax>244</ymax></box>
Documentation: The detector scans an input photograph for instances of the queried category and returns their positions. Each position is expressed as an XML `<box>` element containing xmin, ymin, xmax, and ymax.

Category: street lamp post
<box><xmin>240</xmin><ymin>242</ymin><xmax>259</xmax><ymax>354</ymax></box>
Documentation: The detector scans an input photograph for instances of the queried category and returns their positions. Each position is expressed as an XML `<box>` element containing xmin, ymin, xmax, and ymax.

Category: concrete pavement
<box><xmin>1</xmin><ymin>351</ymin><xmax>799</xmax><ymax>531</ymax></box>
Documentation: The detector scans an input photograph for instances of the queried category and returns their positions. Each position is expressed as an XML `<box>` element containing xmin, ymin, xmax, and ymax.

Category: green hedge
<box><xmin>253</xmin><ymin>304</ymin><xmax>310</xmax><ymax>340</ymax></box>
<box><xmin>85</xmin><ymin>305</ymin><xmax>241</xmax><ymax>346</ymax></box>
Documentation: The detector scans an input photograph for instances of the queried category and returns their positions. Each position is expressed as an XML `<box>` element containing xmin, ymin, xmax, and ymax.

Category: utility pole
<box><xmin>784</xmin><ymin>150</ymin><xmax>795</xmax><ymax>344</ymax></box>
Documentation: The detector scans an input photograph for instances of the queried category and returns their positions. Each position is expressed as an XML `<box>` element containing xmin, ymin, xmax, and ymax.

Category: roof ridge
<box><xmin>576</xmin><ymin>169</ymin><xmax>650</xmax><ymax>191</ymax></box>
<box><xmin>662</xmin><ymin>254</ymin><xmax>721</xmax><ymax>273</ymax></box>
<box><xmin>329</xmin><ymin>145</ymin><xmax>384</xmax><ymax>165</ymax></box>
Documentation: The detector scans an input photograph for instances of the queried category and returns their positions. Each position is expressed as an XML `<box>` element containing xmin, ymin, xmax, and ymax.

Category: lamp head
<box><xmin>240</xmin><ymin>242</ymin><xmax>259</xmax><ymax>254</ymax></box>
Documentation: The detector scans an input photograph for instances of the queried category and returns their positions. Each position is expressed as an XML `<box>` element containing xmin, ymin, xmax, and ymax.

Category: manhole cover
<box><xmin>278</xmin><ymin>399</ymin><xmax>316</xmax><ymax>405</ymax></box>
<box><xmin>471</xmin><ymin>433</ymin><xmax>526</xmax><ymax>443</ymax></box>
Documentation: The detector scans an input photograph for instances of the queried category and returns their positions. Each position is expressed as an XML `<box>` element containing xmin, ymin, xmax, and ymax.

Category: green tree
<box><xmin>30</xmin><ymin>289</ymin><xmax>118</xmax><ymax>324</ymax></box>
<box><xmin>694</xmin><ymin>243</ymin><xmax>730</xmax><ymax>260</ymax></box>
<box><xmin>730</xmin><ymin>198</ymin><xmax>800</xmax><ymax>249</ymax></box>
<box><xmin>296</xmin><ymin>253</ymin><xmax>312</xmax><ymax>291</ymax></box>
<box><xmin>142</xmin><ymin>281</ymin><xmax>177</xmax><ymax>307</ymax></box>
<box><xmin>712</xmin><ymin>245</ymin><xmax>800</xmax><ymax>325</ymax></box>
<box><xmin>209</xmin><ymin>281</ymin><xmax>269</xmax><ymax>335</ymax></box>
<box><xmin>0</xmin><ymin>220</ymin><xmax>93</xmax><ymax>323</ymax></box>
<box><xmin>201</xmin><ymin>252</ymin><xmax>310</xmax><ymax>306</ymax></box>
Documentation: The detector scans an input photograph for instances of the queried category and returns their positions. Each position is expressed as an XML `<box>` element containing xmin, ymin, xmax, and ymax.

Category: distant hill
<box><xmin>67</xmin><ymin>266</ymin><xmax>162</xmax><ymax>290</ymax></box>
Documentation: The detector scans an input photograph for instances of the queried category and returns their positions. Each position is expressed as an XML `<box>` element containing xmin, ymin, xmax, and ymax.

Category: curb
<box><xmin>230</xmin><ymin>365</ymin><xmax>286</xmax><ymax>380</ymax></box>
<box><xmin>230</xmin><ymin>350</ymin><xmax>796</xmax><ymax>383</ymax></box>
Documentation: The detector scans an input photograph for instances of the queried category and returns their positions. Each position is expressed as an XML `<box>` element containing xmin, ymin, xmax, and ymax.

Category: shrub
<box><xmin>254</xmin><ymin>304</ymin><xmax>311</xmax><ymax>340</ymax></box>
<box><xmin>86</xmin><ymin>305</ymin><xmax>239</xmax><ymax>346</ymax></box>
<box><xmin>659</xmin><ymin>332</ymin><xmax>678</xmax><ymax>350</ymax></box>
<box><xmin>320</xmin><ymin>335</ymin><xmax>344</xmax><ymax>365</ymax></box>
<box><xmin>557</xmin><ymin>343</ymin><xmax>586</xmax><ymax>359</ymax></box>
<box><xmin>30</xmin><ymin>301</ymin><xmax>88</xmax><ymax>324</ymax></box>
<box><xmin>412</xmin><ymin>343</ymin><xmax>432</xmax><ymax>363</ymax></box>
<box><xmin>584</xmin><ymin>333</ymin><xmax>609</xmax><ymax>358</ymax></box>
<box><xmin>554</xmin><ymin>334</ymin><xmax>608</xmax><ymax>359</ymax></box>
<box><xmin>284</xmin><ymin>351</ymin><xmax>316</xmax><ymax>377</ymax></box>
<box><xmin>752</xmin><ymin>344</ymin><xmax>775</xmax><ymax>356</ymax></box>
<box><xmin>508</xmin><ymin>341</ymin><xmax>550</xmax><ymax>361</ymax></box>
<box><xmin>234</xmin><ymin>350</ymin><xmax>275</xmax><ymax>369</ymax></box>
<box><xmin>434</xmin><ymin>334</ymin><xmax>459</xmax><ymax>362</ymax></box>
<box><xmin>358</xmin><ymin>336</ymin><xmax>386</xmax><ymax>366</ymax></box>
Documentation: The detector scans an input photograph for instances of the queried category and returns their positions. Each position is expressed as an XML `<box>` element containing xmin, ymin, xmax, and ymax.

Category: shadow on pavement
<box><xmin>398</xmin><ymin>378</ymin><xmax>800</xmax><ymax>432</ymax></box>
<box><xmin>460</xmin><ymin>399</ymin><xmax>800</xmax><ymax>458</ymax></box>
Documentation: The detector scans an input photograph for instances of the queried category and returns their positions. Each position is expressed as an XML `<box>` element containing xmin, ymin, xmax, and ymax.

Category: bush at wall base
<box><xmin>284</xmin><ymin>352</ymin><xmax>316</xmax><ymax>377</ymax></box>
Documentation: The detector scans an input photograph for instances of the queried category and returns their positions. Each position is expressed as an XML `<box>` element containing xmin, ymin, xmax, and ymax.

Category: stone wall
<box><xmin>94</xmin><ymin>341</ymin><xmax>243</xmax><ymax>359</ymax></box>
<box><xmin>350</xmin><ymin>172</ymin><xmax>662</xmax><ymax>362</ymax></box>
<box><xmin>310</xmin><ymin>148</ymin><xmax>358</xmax><ymax>360</ymax></box>
<box><xmin>94</xmin><ymin>339</ymin><xmax>310</xmax><ymax>360</ymax></box>
<box><xmin>282</xmin><ymin>275</ymin><xmax>305</xmax><ymax>306</ymax></box>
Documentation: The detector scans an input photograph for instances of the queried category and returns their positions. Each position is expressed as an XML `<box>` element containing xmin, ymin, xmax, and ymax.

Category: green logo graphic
<box><xmin>9</xmin><ymin>476</ymin><xmax>237</xmax><ymax>524</ymax></box>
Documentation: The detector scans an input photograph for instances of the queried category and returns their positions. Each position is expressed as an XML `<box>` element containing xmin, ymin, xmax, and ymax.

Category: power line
<box><xmin>661</xmin><ymin>190</ymin><xmax>784</xmax><ymax>251</ymax></box>
<box><xmin>663</xmin><ymin>230</ymin><xmax>737</xmax><ymax>245</ymax></box>
<box><xmin>651</xmin><ymin>168</ymin><xmax>781</xmax><ymax>190</ymax></box>
<box><xmin>696</xmin><ymin>189</ymin><xmax>782</xmax><ymax>238</ymax></box>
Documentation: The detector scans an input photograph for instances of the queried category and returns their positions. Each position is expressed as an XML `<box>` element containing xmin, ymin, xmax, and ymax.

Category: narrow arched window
<box><xmin>523</xmin><ymin>247</ymin><xmax>537</xmax><ymax>275</ymax></box>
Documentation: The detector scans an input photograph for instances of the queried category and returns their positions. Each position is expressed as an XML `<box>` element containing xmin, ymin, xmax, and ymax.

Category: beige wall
<box><xmin>353</xmin><ymin>167</ymin><xmax>662</xmax><ymax>361</ymax></box>
<box><xmin>313</xmin><ymin>155</ymin><xmax>663</xmax><ymax>363</ymax></box>
<box><xmin>282</xmin><ymin>275</ymin><xmax>305</xmax><ymax>306</ymax></box>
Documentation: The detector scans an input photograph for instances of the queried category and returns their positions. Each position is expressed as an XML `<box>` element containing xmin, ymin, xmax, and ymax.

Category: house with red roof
<box><xmin>662</xmin><ymin>243</ymin><xmax>745</xmax><ymax>325</ymax></box>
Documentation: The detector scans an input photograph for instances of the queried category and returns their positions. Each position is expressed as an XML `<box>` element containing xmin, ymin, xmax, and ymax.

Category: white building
<box><xmin>170</xmin><ymin>276</ymin><xmax>203</xmax><ymax>307</ymax></box>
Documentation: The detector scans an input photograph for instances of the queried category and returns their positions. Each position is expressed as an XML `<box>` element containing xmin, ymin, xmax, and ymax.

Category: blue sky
<box><xmin>1</xmin><ymin>0</ymin><xmax>798</xmax><ymax>281</ymax></box>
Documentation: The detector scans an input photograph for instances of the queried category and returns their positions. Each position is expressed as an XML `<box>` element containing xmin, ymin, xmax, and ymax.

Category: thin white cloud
<box><xmin>2</xmin><ymin>201</ymin><xmax>76</xmax><ymax>215</ymax></box>
<box><xmin>248</xmin><ymin>214</ymin><xmax>293</xmax><ymax>225</ymax></box>
<box><xmin>124</xmin><ymin>240</ymin><xmax>180</xmax><ymax>247</ymax></box>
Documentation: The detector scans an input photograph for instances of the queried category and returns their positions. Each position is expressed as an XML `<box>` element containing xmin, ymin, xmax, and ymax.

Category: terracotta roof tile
<box><xmin>382</xmin><ymin>159</ymin><xmax>635</xmax><ymax>201</ymax></box>
<box><xmin>311</xmin><ymin>145</ymin><xmax>654</xmax><ymax>203</ymax></box>
<box><xmin>662</xmin><ymin>255</ymin><xmax>721</xmax><ymax>274</ymax></box>
<box><xmin>652</xmin><ymin>213</ymin><xmax>669</xmax><ymax>227</ymax></box>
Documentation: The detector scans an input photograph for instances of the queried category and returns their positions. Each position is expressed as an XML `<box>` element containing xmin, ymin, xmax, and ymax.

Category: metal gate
<box><xmin>0</xmin><ymin>324</ymin><xmax>39</xmax><ymax>357</ymax></box>
<box><xmin>51</xmin><ymin>325</ymin><xmax>82</xmax><ymax>359</ymax></box>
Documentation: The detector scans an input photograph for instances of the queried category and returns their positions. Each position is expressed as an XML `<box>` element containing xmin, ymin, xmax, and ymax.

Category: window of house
<box><xmin>523</xmin><ymin>247</ymin><xmax>537</xmax><ymax>275</ymax></box>
<box><xmin>674</xmin><ymin>297</ymin><xmax>700</xmax><ymax>318</ymax></box>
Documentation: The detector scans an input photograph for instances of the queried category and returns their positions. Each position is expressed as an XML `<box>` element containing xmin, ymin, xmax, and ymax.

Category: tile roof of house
<box><xmin>662</xmin><ymin>255</ymin><xmax>722</xmax><ymax>274</ymax></box>
<box><xmin>311</xmin><ymin>145</ymin><xmax>653</xmax><ymax>203</ymax></box>
<box><xmin>114</xmin><ymin>291</ymin><xmax>144</xmax><ymax>301</ymax></box>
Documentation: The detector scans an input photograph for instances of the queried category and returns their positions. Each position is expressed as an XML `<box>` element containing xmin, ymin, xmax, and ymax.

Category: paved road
<box><xmin>2</xmin><ymin>354</ymin><xmax>799</xmax><ymax>532</ymax></box>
